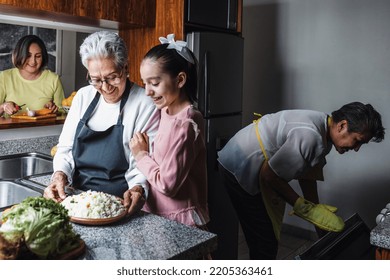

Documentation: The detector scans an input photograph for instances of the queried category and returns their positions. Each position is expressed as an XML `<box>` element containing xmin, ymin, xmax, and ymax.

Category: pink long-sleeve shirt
<box><xmin>136</xmin><ymin>105</ymin><xmax>209</xmax><ymax>227</ymax></box>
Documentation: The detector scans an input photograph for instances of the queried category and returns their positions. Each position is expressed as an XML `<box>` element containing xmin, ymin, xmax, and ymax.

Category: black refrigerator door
<box><xmin>205</xmin><ymin>114</ymin><xmax>242</xmax><ymax>259</ymax></box>
<box><xmin>187</xmin><ymin>32</ymin><xmax>243</xmax><ymax>117</ymax></box>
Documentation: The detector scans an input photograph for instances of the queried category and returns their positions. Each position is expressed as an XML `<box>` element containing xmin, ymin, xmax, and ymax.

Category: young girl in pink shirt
<box><xmin>130</xmin><ymin>34</ymin><xmax>209</xmax><ymax>228</ymax></box>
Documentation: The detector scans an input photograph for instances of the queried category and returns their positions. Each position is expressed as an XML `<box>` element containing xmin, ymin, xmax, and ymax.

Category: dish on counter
<box><xmin>69</xmin><ymin>211</ymin><xmax>127</xmax><ymax>225</ymax></box>
<box><xmin>61</xmin><ymin>190</ymin><xmax>127</xmax><ymax>225</ymax></box>
<box><xmin>62</xmin><ymin>106</ymin><xmax>70</xmax><ymax>113</ymax></box>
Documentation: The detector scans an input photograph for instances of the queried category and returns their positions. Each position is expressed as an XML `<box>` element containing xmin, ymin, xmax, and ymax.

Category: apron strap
<box><xmin>81</xmin><ymin>92</ymin><xmax>100</xmax><ymax>122</ymax></box>
<box><xmin>253</xmin><ymin>113</ymin><xmax>269</xmax><ymax>161</ymax></box>
<box><xmin>117</xmin><ymin>79</ymin><xmax>132</xmax><ymax>125</ymax></box>
<box><xmin>253</xmin><ymin>112</ymin><xmax>284</xmax><ymax>241</ymax></box>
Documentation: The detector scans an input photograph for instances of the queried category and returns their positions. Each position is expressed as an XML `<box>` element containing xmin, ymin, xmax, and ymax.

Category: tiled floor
<box><xmin>238</xmin><ymin>224</ymin><xmax>316</xmax><ymax>260</ymax></box>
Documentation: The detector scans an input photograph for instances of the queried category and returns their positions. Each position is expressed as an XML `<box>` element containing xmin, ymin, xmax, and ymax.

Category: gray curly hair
<box><xmin>79</xmin><ymin>31</ymin><xmax>128</xmax><ymax>70</ymax></box>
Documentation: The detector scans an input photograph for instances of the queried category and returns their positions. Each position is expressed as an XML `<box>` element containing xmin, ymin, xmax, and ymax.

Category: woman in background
<box><xmin>0</xmin><ymin>34</ymin><xmax>64</xmax><ymax>116</ymax></box>
<box><xmin>130</xmin><ymin>34</ymin><xmax>209</xmax><ymax>228</ymax></box>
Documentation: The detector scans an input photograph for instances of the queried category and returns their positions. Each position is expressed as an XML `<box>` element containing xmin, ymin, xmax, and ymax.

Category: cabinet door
<box><xmin>186</xmin><ymin>0</ymin><xmax>238</xmax><ymax>30</ymax></box>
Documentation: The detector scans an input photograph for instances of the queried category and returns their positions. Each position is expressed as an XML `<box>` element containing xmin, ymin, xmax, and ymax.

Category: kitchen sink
<box><xmin>0</xmin><ymin>152</ymin><xmax>53</xmax><ymax>180</ymax></box>
<box><xmin>0</xmin><ymin>181</ymin><xmax>42</xmax><ymax>212</ymax></box>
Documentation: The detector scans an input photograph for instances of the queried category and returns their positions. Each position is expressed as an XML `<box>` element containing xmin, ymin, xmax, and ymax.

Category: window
<box><xmin>0</xmin><ymin>15</ymin><xmax>116</xmax><ymax>96</ymax></box>
<box><xmin>0</xmin><ymin>22</ymin><xmax>60</xmax><ymax>73</ymax></box>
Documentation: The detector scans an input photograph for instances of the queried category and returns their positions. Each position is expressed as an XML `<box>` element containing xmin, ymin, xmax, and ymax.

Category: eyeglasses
<box><xmin>86</xmin><ymin>69</ymin><xmax>124</xmax><ymax>88</ymax></box>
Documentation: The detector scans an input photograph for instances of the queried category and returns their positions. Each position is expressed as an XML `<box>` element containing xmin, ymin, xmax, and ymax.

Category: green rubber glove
<box><xmin>321</xmin><ymin>204</ymin><xmax>338</xmax><ymax>213</ymax></box>
<box><xmin>290</xmin><ymin>197</ymin><xmax>345</xmax><ymax>232</ymax></box>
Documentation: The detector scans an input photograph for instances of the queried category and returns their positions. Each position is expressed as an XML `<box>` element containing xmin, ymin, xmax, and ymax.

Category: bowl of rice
<box><xmin>61</xmin><ymin>190</ymin><xmax>127</xmax><ymax>225</ymax></box>
<box><xmin>62</xmin><ymin>106</ymin><xmax>70</xmax><ymax>114</ymax></box>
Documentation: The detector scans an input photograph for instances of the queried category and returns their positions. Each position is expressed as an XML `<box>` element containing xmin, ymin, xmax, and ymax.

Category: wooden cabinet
<box><xmin>0</xmin><ymin>0</ymin><xmax>241</xmax><ymax>85</ymax></box>
<box><xmin>124</xmin><ymin>0</ymin><xmax>242</xmax><ymax>86</ymax></box>
<box><xmin>376</xmin><ymin>247</ymin><xmax>390</xmax><ymax>259</ymax></box>
<box><xmin>0</xmin><ymin>0</ymin><xmax>153</xmax><ymax>29</ymax></box>
<box><xmin>123</xmin><ymin>0</ymin><xmax>185</xmax><ymax>85</ymax></box>
<box><xmin>73</xmin><ymin>0</ymin><xmax>154</xmax><ymax>28</ymax></box>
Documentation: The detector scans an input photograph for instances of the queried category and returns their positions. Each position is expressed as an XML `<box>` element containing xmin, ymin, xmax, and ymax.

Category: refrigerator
<box><xmin>187</xmin><ymin>32</ymin><xmax>244</xmax><ymax>259</ymax></box>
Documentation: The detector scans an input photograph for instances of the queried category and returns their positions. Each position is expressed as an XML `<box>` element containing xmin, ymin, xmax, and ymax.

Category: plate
<box><xmin>69</xmin><ymin>210</ymin><xmax>127</xmax><ymax>225</ymax></box>
<box><xmin>62</xmin><ymin>106</ymin><xmax>70</xmax><ymax>113</ymax></box>
<box><xmin>15</xmin><ymin>239</ymin><xmax>86</xmax><ymax>260</ymax></box>
<box><xmin>57</xmin><ymin>239</ymin><xmax>86</xmax><ymax>260</ymax></box>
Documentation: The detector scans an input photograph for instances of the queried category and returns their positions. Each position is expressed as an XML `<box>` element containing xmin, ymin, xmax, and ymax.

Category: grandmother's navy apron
<box><xmin>72</xmin><ymin>80</ymin><xmax>131</xmax><ymax>198</ymax></box>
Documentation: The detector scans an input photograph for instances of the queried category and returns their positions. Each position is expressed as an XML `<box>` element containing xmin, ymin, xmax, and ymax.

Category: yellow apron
<box><xmin>253</xmin><ymin>114</ymin><xmax>285</xmax><ymax>241</ymax></box>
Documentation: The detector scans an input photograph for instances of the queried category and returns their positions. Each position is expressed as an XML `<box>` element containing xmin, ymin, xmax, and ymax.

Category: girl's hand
<box><xmin>130</xmin><ymin>132</ymin><xmax>149</xmax><ymax>160</ymax></box>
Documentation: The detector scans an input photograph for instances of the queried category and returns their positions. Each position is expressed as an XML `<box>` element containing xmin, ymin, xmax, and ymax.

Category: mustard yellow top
<box><xmin>0</xmin><ymin>68</ymin><xmax>65</xmax><ymax>111</ymax></box>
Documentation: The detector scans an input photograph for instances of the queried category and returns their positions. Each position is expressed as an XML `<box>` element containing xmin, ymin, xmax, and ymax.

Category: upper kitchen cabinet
<box><xmin>0</xmin><ymin>0</ymin><xmax>154</xmax><ymax>29</ymax></box>
<box><xmin>125</xmin><ymin>0</ymin><xmax>242</xmax><ymax>85</ymax></box>
<box><xmin>0</xmin><ymin>0</ymin><xmax>242</xmax><ymax>85</ymax></box>
<box><xmin>185</xmin><ymin>0</ymin><xmax>242</xmax><ymax>33</ymax></box>
<box><xmin>73</xmin><ymin>0</ymin><xmax>154</xmax><ymax>28</ymax></box>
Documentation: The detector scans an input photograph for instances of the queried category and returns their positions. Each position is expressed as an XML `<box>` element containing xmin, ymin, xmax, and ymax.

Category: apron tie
<box><xmin>253</xmin><ymin>113</ymin><xmax>268</xmax><ymax>161</ymax></box>
<box><xmin>253</xmin><ymin>113</ymin><xmax>285</xmax><ymax>240</ymax></box>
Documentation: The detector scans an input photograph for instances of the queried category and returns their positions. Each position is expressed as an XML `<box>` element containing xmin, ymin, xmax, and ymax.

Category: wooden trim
<box><xmin>0</xmin><ymin>0</ymin><xmax>154</xmax><ymax>29</ymax></box>
<box><xmin>122</xmin><ymin>0</ymin><xmax>185</xmax><ymax>86</ymax></box>
<box><xmin>236</xmin><ymin>0</ymin><xmax>243</xmax><ymax>34</ymax></box>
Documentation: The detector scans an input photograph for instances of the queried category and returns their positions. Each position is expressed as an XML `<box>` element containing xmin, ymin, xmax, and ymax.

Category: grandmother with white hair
<box><xmin>44</xmin><ymin>31</ymin><xmax>159</xmax><ymax>216</ymax></box>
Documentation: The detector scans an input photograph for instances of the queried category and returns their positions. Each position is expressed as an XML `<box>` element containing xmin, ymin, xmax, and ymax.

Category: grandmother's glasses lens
<box><xmin>86</xmin><ymin>71</ymin><xmax>123</xmax><ymax>87</ymax></box>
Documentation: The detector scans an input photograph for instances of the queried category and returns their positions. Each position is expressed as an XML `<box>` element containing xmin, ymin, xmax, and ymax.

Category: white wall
<box><xmin>59</xmin><ymin>30</ymin><xmax>77</xmax><ymax>96</ymax></box>
<box><xmin>243</xmin><ymin>0</ymin><xmax>390</xmax><ymax>230</ymax></box>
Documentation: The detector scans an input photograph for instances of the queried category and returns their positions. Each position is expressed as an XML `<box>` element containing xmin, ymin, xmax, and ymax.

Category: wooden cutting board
<box><xmin>11</xmin><ymin>113</ymin><xmax>57</xmax><ymax>120</ymax></box>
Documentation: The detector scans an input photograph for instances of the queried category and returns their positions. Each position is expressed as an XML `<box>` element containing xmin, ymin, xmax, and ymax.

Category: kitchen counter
<box><xmin>72</xmin><ymin>212</ymin><xmax>216</xmax><ymax>260</ymax></box>
<box><xmin>370</xmin><ymin>217</ymin><xmax>390</xmax><ymax>250</ymax></box>
<box><xmin>23</xmin><ymin>174</ymin><xmax>217</xmax><ymax>260</ymax></box>
<box><xmin>0</xmin><ymin>125</ymin><xmax>62</xmax><ymax>156</ymax></box>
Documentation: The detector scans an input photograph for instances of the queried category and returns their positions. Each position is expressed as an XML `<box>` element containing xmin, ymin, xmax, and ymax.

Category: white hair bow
<box><xmin>159</xmin><ymin>34</ymin><xmax>195</xmax><ymax>64</ymax></box>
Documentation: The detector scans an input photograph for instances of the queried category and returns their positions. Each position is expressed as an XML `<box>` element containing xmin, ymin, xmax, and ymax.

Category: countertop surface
<box><xmin>370</xmin><ymin>217</ymin><xmax>390</xmax><ymax>250</ymax></box>
<box><xmin>23</xmin><ymin>174</ymin><xmax>217</xmax><ymax>260</ymax></box>
<box><xmin>72</xmin><ymin>211</ymin><xmax>216</xmax><ymax>260</ymax></box>
<box><xmin>0</xmin><ymin>126</ymin><xmax>61</xmax><ymax>156</ymax></box>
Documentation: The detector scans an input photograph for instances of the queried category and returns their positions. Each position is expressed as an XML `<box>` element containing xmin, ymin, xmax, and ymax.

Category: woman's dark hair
<box><xmin>12</xmin><ymin>35</ymin><xmax>48</xmax><ymax>71</ymax></box>
<box><xmin>143</xmin><ymin>43</ymin><xmax>198</xmax><ymax>103</ymax></box>
<box><xmin>332</xmin><ymin>101</ymin><xmax>385</xmax><ymax>142</ymax></box>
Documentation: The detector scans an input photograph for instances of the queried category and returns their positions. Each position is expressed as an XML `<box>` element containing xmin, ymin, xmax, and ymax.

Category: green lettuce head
<box><xmin>0</xmin><ymin>197</ymin><xmax>80</xmax><ymax>259</ymax></box>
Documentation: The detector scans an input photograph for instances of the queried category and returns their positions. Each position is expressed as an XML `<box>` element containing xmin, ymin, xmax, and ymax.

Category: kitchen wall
<box><xmin>242</xmin><ymin>0</ymin><xmax>390</xmax><ymax>230</ymax></box>
<box><xmin>60</xmin><ymin>30</ymin><xmax>77</xmax><ymax>96</ymax></box>
<box><xmin>57</xmin><ymin>31</ymin><xmax>91</xmax><ymax>96</ymax></box>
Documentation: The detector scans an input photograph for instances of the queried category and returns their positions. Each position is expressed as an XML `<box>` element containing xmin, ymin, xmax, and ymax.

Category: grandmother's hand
<box><xmin>123</xmin><ymin>186</ymin><xmax>145</xmax><ymax>216</ymax></box>
<box><xmin>44</xmin><ymin>171</ymin><xmax>68</xmax><ymax>202</ymax></box>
